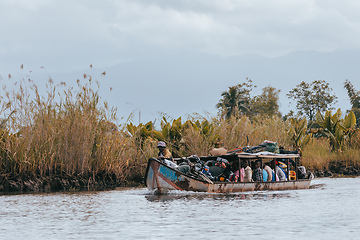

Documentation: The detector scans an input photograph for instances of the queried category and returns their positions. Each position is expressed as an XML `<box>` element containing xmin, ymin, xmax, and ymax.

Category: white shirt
<box><xmin>275</xmin><ymin>166</ymin><xmax>287</xmax><ymax>181</ymax></box>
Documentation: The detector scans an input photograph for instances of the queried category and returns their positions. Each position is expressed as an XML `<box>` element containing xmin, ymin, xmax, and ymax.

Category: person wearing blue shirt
<box><xmin>262</xmin><ymin>168</ymin><xmax>268</xmax><ymax>182</ymax></box>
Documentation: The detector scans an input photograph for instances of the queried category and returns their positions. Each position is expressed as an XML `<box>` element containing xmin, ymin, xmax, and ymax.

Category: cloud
<box><xmin>1</xmin><ymin>0</ymin><xmax>360</xmax><ymax>72</ymax></box>
<box><xmin>0</xmin><ymin>0</ymin><xmax>120</xmax><ymax>71</ymax></box>
<box><xmin>107</xmin><ymin>0</ymin><xmax>360</xmax><ymax>57</ymax></box>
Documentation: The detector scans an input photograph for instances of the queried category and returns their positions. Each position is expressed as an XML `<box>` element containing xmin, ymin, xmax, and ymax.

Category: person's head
<box><xmin>255</xmin><ymin>160</ymin><xmax>261</xmax><ymax>169</ymax></box>
<box><xmin>214</xmin><ymin>140</ymin><xmax>224</xmax><ymax>148</ymax></box>
<box><xmin>242</xmin><ymin>159</ymin><xmax>250</xmax><ymax>168</ymax></box>
<box><xmin>157</xmin><ymin>141</ymin><xmax>166</xmax><ymax>151</ymax></box>
<box><xmin>232</xmin><ymin>161</ymin><xmax>239</xmax><ymax>170</ymax></box>
<box><xmin>270</xmin><ymin>160</ymin><xmax>278</xmax><ymax>167</ymax></box>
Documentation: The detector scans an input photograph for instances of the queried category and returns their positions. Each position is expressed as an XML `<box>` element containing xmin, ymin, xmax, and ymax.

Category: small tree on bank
<box><xmin>216</xmin><ymin>79</ymin><xmax>254</xmax><ymax>119</ymax></box>
<box><xmin>344</xmin><ymin>80</ymin><xmax>360</xmax><ymax>127</ymax></box>
<box><xmin>217</xmin><ymin>80</ymin><xmax>281</xmax><ymax>119</ymax></box>
<box><xmin>251</xmin><ymin>86</ymin><xmax>281</xmax><ymax>117</ymax></box>
<box><xmin>287</xmin><ymin>80</ymin><xmax>338</xmax><ymax>122</ymax></box>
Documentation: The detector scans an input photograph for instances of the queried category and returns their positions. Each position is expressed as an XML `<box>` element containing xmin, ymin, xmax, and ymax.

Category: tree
<box><xmin>344</xmin><ymin>80</ymin><xmax>360</xmax><ymax>127</ymax></box>
<box><xmin>287</xmin><ymin>80</ymin><xmax>337</xmax><ymax>122</ymax></box>
<box><xmin>252</xmin><ymin>86</ymin><xmax>281</xmax><ymax>117</ymax></box>
<box><xmin>216</xmin><ymin>79</ymin><xmax>254</xmax><ymax>119</ymax></box>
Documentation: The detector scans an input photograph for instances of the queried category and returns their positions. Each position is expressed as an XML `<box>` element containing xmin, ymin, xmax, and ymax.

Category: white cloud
<box><xmin>1</xmin><ymin>0</ymin><xmax>360</xmax><ymax>71</ymax></box>
<box><xmin>107</xmin><ymin>0</ymin><xmax>360</xmax><ymax>57</ymax></box>
<box><xmin>0</xmin><ymin>0</ymin><xmax>52</xmax><ymax>10</ymax></box>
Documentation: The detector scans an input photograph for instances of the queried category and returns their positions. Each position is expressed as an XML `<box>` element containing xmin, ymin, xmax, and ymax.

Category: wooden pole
<box><xmin>286</xmin><ymin>158</ymin><xmax>290</xmax><ymax>181</ymax></box>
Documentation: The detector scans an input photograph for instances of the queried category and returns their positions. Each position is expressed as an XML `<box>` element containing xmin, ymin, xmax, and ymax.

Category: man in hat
<box><xmin>157</xmin><ymin>141</ymin><xmax>173</xmax><ymax>160</ymax></box>
<box><xmin>157</xmin><ymin>141</ymin><xmax>177</xmax><ymax>168</ymax></box>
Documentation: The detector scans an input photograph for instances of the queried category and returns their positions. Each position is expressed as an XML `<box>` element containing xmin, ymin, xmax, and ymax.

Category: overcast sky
<box><xmin>1</xmin><ymin>0</ymin><xmax>360</xmax><ymax>123</ymax></box>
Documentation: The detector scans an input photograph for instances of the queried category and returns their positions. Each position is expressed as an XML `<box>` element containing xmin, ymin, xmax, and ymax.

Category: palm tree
<box><xmin>216</xmin><ymin>86</ymin><xmax>241</xmax><ymax>119</ymax></box>
<box><xmin>217</xmin><ymin>81</ymin><xmax>253</xmax><ymax>119</ymax></box>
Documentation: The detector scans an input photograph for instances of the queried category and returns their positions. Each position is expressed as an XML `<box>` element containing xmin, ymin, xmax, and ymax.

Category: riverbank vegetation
<box><xmin>0</xmin><ymin>75</ymin><xmax>360</xmax><ymax>193</ymax></box>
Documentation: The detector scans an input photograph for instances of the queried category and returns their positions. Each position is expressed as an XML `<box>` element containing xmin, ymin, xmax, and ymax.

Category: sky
<box><xmin>1</xmin><ymin>0</ymin><xmax>360</xmax><ymax>124</ymax></box>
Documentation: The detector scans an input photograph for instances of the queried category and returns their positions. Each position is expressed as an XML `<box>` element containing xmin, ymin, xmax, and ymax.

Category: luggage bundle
<box><xmin>243</xmin><ymin>140</ymin><xmax>280</xmax><ymax>154</ymax></box>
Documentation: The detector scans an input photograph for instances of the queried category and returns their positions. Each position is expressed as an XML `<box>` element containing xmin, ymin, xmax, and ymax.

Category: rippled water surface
<box><xmin>1</xmin><ymin>178</ymin><xmax>360</xmax><ymax>240</ymax></box>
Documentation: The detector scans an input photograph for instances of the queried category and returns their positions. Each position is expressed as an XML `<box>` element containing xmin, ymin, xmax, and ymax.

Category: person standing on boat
<box><xmin>157</xmin><ymin>141</ymin><xmax>173</xmax><ymax>160</ymax></box>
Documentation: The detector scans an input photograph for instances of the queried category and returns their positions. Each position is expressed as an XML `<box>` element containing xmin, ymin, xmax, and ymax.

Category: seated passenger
<box><xmin>235</xmin><ymin>161</ymin><xmax>245</xmax><ymax>182</ymax></box>
<box><xmin>297</xmin><ymin>166</ymin><xmax>307</xmax><ymax>179</ymax></box>
<box><xmin>263</xmin><ymin>163</ymin><xmax>273</xmax><ymax>182</ymax></box>
<box><xmin>229</xmin><ymin>162</ymin><xmax>239</xmax><ymax>182</ymax></box>
<box><xmin>253</xmin><ymin>160</ymin><xmax>263</xmax><ymax>182</ymax></box>
<box><xmin>262</xmin><ymin>167</ymin><xmax>268</xmax><ymax>182</ymax></box>
<box><xmin>275</xmin><ymin>162</ymin><xmax>287</xmax><ymax>181</ymax></box>
<box><xmin>243</xmin><ymin>160</ymin><xmax>253</xmax><ymax>182</ymax></box>
<box><xmin>240</xmin><ymin>166</ymin><xmax>245</xmax><ymax>182</ymax></box>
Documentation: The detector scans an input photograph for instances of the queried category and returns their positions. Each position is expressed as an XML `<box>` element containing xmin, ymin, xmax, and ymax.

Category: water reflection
<box><xmin>145</xmin><ymin>191</ymin><xmax>293</xmax><ymax>202</ymax></box>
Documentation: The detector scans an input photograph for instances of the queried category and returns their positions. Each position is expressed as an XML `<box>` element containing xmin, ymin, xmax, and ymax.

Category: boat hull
<box><xmin>145</xmin><ymin>158</ymin><xmax>312</xmax><ymax>194</ymax></box>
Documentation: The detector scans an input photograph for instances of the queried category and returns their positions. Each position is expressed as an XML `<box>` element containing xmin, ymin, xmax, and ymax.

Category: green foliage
<box><xmin>126</xmin><ymin>121</ymin><xmax>163</xmax><ymax>148</ymax></box>
<box><xmin>287</xmin><ymin>117</ymin><xmax>312</xmax><ymax>149</ymax></box>
<box><xmin>315</xmin><ymin>109</ymin><xmax>357</xmax><ymax>150</ymax></box>
<box><xmin>344</xmin><ymin>80</ymin><xmax>360</xmax><ymax>127</ymax></box>
<box><xmin>252</xmin><ymin>86</ymin><xmax>281</xmax><ymax>117</ymax></box>
<box><xmin>2</xmin><ymin>73</ymin><xmax>360</xmax><ymax>188</ymax></box>
<box><xmin>217</xmin><ymin>80</ymin><xmax>281</xmax><ymax>119</ymax></box>
<box><xmin>344</xmin><ymin>111</ymin><xmax>356</xmax><ymax>129</ymax></box>
<box><xmin>287</xmin><ymin>80</ymin><xmax>338</xmax><ymax>121</ymax></box>
<box><xmin>216</xmin><ymin>79</ymin><xmax>254</xmax><ymax>119</ymax></box>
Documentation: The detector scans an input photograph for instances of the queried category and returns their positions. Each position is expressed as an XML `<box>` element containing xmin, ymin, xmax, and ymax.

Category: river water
<box><xmin>1</xmin><ymin>178</ymin><xmax>359</xmax><ymax>240</ymax></box>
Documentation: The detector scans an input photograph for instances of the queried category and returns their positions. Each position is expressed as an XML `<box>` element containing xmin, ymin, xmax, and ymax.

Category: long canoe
<box><xmin>145</xmin><ymin>153</ymin><xmax>312</xmax><ymax>194</ymax></box>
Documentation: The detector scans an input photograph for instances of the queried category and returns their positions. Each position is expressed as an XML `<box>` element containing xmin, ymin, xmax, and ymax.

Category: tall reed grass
<box><xmin>1</xmin><ymin>75</ymin><xmax>360</xmax><ymax>189</ymax></box>
<box><xmin>301</xmin><ymin>138</ymin><xmax>333</xmax><ymax>170</ymax></box>
<box><xmin>0</xmin><ymin>77</ymin><xmax>144</xmax><ymax>185</ymax></box>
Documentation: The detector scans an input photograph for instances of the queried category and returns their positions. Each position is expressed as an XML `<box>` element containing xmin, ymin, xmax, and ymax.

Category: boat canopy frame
<box><xmin>174</xmin><ymin>151</ymin><xmax>301</xmax><ymax>182</ymax></box>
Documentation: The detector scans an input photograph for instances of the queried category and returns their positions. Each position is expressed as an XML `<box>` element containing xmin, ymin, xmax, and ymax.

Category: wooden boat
<box><xmin>145</xmin><ymin>152</ymin><xmax>313</xmax><ymax>194</ymax></box>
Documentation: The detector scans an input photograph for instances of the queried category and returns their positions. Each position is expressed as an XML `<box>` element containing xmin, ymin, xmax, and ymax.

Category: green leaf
<box><xmin>344</xmin><ymin>111</ymin><xmax>356</xmax><ymax>129</ymax></box>
<box><xmin>300</xmin><ymin>133</ymin><xmax>312</xmax><ymax>147</ymax></box>
<box><xmin>316</xmin><ymin>111</ymin><xmax>324</xmax><ymax>127</ymax></box>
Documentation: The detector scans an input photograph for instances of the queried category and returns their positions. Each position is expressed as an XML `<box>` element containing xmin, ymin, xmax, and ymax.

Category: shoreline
<box><xmin>313</xmin><ymin>163</ymin><xmax>360</xmax><ymax>178</ymax></box>
<box><xmin>1</xmin><ymin>167</ymin><xmax>359</xmax><ymax>195</ymax></box>
<box><xmin>0</xmin><ymin>173</ymin><xmax>142</xmax><ymax>195</ymax></box>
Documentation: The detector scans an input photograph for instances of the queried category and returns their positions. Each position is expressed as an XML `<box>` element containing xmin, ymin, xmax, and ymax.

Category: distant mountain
<box><xmin>17</xmin><ymin>50</ymin><xmax>360</xmax><ymax>123</ymax></box>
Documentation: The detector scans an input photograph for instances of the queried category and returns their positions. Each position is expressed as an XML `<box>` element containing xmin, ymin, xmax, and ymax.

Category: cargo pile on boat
<box><xmin>160</xmin><ymin>140</ymin><xmax>312</xmax><ymax>184</ymax></box>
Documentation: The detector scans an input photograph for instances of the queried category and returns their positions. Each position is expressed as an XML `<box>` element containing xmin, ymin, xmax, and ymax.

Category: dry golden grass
<box><xmin>1</xmin><ymin>76</ymin><xmax>359</xmax><ymax>188</ymax></box>
<box><xmin>301</xmin><ymin>137</ymin><xmax>360</xmax><ymax>171</ymax></box>
<box><xmin>301</xmin><ymin>138</ymin><xmax>333</xmax><ymax>170</ymax></box>
<box><xmin>331</xmin><ymin>148</ymin><xmax>360</xmax><ymax>168</ymax></box>
<box><xmin>0</xmin><ymin>77</ymin><xmax>143</xmax><ymax>184</ymax></box>
<box><xmin>214</xmin><ymin>115</ymin><xmax>291</xmax><ymax>150</ymax></box>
